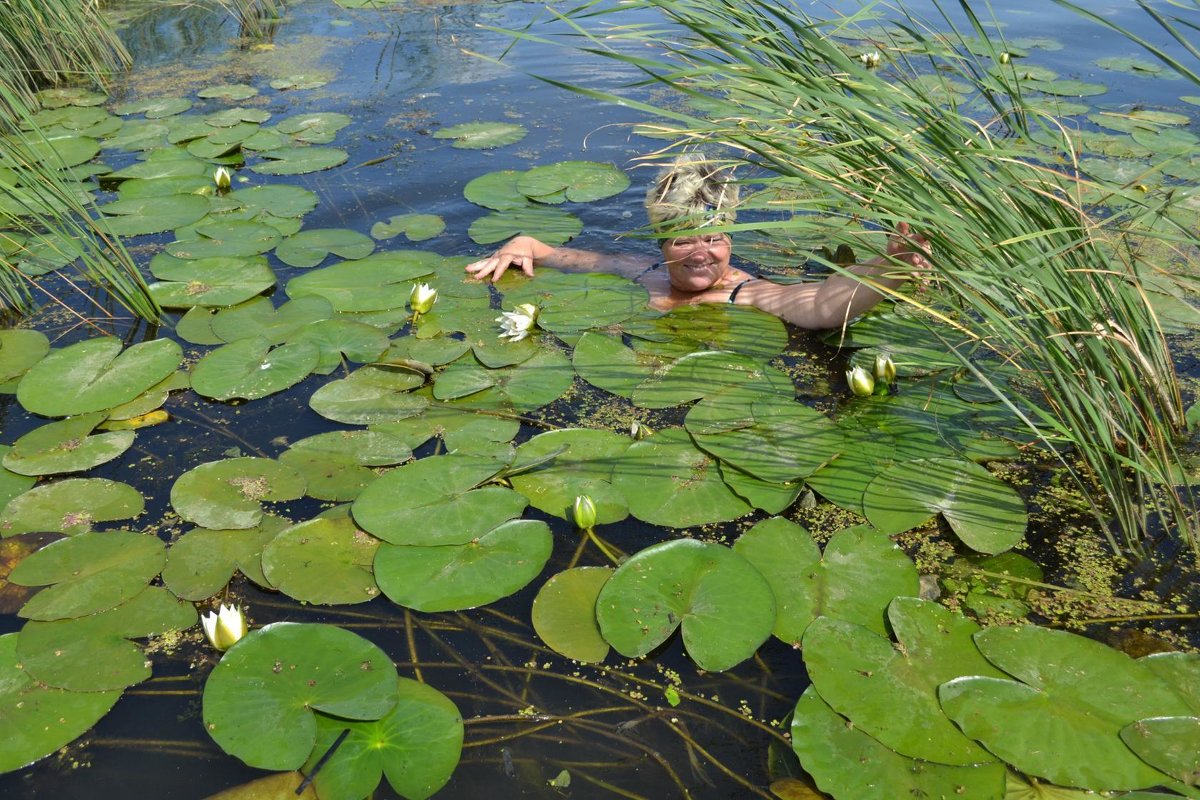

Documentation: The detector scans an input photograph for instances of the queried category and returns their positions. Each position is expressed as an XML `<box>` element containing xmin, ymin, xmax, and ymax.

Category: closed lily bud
<box><xmin>201</xmin><ymin>603</ymin><xmax>247</xmax><ymax>651</ymax></box>
<box><xmin>873</xmin><ymin>353</ymin><xmax>897</xmax><ymax>384</ymax></box>
<box><xmin>573</xmin><ymin>495</ymin><xmax>597</xmax><ymax>531</ymax></box>
<box><xmin>999</xmin><ymin>52</ymin><xmax>1011</xmax><ymax>65</ymax></box>
<box><xmin>846</xmin><ymin>365</ymin><xmax>875</xmax><ymax>397</ymax></box>
<box><xmin>630</xmin><ymin>420</ymin><xmax>653</xmax><ymax>440</ymax></box>
<box><xmin>410</xmin><ymin>282</ymin><xmax>438</xmax><ymax>315</ymax></box>
<box><xmin>213</xmin><ymin>166</ymin><xmax>232</xmax><ymax>192</ymax></box>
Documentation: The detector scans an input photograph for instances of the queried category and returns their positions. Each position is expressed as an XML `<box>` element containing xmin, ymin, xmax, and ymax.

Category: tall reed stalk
<box><xmin>516</xmin><ymin>0</ymin><xmax>1199</xmax><ymax>555</ymax></box>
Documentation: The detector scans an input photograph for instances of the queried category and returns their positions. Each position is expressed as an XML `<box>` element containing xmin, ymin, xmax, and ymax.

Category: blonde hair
<box><xmin>644</xmin><ymin>153</ymin><xmax>738</xmax><ymax>233</ymax></box>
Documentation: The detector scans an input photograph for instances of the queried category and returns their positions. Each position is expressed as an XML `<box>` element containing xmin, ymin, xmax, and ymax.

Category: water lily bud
<box><xmin>846</xmin><ymin>365</ymin><xmax>875</xmax><ymax>397</ymax></box>
<box><xmin>873</xmin><ymin>353</ymin><xmax>897</xmax><ymax>384</ymax></box>
<box><xmin>409</xmin><ymin>282</ymin><xmax>438</xmax><ymax>315</ymax></box>
<box><xmin>201</xmin><ymin>603</ymin><xmax>247</xmax><ymax>651</ymax></box>
<box><xmin>573</xmin><ymin>495</ymin><xmax>597</xmax><ymax>531</ymax></box>
<box><xmin>630</xmin><ymin>420</ymin><xmax>653</xmax><ymax>440</ymax></box>
<box><xmin>213</xmin><ymin>166</ymin><xmax>232</xmax><ymax>191</ymax></box>
<box><xmin>999</xmin><ymin>51</ymin><xmax>1011</xmax><ymax>65</ymax></box>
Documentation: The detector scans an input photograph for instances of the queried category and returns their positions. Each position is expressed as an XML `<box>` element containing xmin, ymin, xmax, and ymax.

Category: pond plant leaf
<box><xmin>531</xmin><ymin>567</ymin><xmax>613</xmax><ymax>664</ymax></box>
<box><xmin>432</xmin><ymin>121</ymin><xmax>526</xmax><ymax>150</ymax></box>
<box><xmin>202</xmin><ymin>622</ymin><xmax>399</xmax><ymax>771</ymax></box>
<box><xmin>373</xmin><ymin>519</ymin><xmax>553</xmax><ymax>611</ymax></box>
<box><xmin>803</xmin><ymin>599</ymin><xmax>1002</xmax><ymax>766</ymax></box>
<box><xmin>352</xmin><ymin>454</ymin><xmax>526</xmax><ymax>545</ymax></box>
<box><xmin>199</xmin><ymin>83</ymin><xmax>258</xmax><ymax>101</ymax></box>
<box><xmin>731</xmin><ymin>517</ymin><xmax>821</xmax><ymax>645</ymax></box>
<box><xmin>611</xmin><ymin>427</ymin><xmax>751</xmax><ymax>528</ymax></box>
<box><xmin>463</xmin><ymin>169</ymin><xmax>530</xmax><ymax>211</ymax></box>
<box><xmin>275</xmin><ymin>112</ymin><xmax>352</xmax><ymax>143</ymax></box>
<box><xmin>308</xmin><ymin>678</ymin><xmax>463</xmax><ymax>800</ymax></box>
<box><xmin>0</xmin><ymin>478</ymin><xmax>144</xmax><ymax>537</ymax></box>
<box><xmin>718</xmin><ymin>463</ymin><xmax>801</xmax><ymax>514</ymax></box>
<box><xmin>148</xmin><ymin>255</ymin><xmax>276</xmax><ymax>308</ymax></box>
<box><xmin>112</xmin><ymin>96</ymin><xmax>193</xmax><ymax>119</ymax></box>
<box><xmin>508</xmin><ymin>429</ymin><xmax>631</xmax><ymax>523</ymax></box>
<box><xmin>261</xmin><ymin>517</ymin><xmax>381</xmax><ymax>605</ymax></box>
<box><xmin>270</xmin><ymin>74</ymin><xmax>329</xmax><ymax>91</ymax></box>
<box><xmin>161</xmin><ymin>515</ymin><xmax>289</xmax><ymax>600</ymax></box>
<box><xmin>862</xmin><ymin>457</ymin><xmax>1026</xmax><ymax>553</ymax></box>
<box><xmin>595</xmin><ymin>538</ymin><xmax>775</xmax><ymax>672</ymax></box>
<box><xmin>105</xmin><ymin>370</ymin><xmax>189</xmax><ymax>421</ymax></box>
<box><xmin>251</xmin><ymin>146</ymin><xmax>348</xmax><ymax>175</ymax></box>
<box><xmin>571</xmin><ymin>331</ymin><xmax>651</xmax><ymax>397</ymax></box>
<box><xmin>9</xmin><ymin>530</ymin><xmax>165</xmax><ymax>620</ymax></box>
<box><xmin>200</xmin><ymin>772</ymin><xmax>317</xmax><ymax>799</ymax></box>
<box><xmin>308</xmin><ymin>364</ymin><xmax>428</xmax><ymax>424</ymax></box>
<box><xmin>517</xmin><ymin>160</ymin><xmax>630</xmax><ymax>203</ymax></box>
<box><xmin>209</xmin><ymin>295</ymin><xmax>335</xmax><ymax>344</ymax></box>
<box><xmin>166</xmin><ymin>220</ymin><xmax>282</xmax><ymax>259</ymax></box>
<box><xmin>0</xmin><ymin>632</ymin><xmax>121</xmax><ymax>774</ymax></box>
<box><xmin>1120</xmin><ymin>716</ymin><xmax>1200</xmax><ymax>786</ymax></box>
<box><xmin>228</xmin><ymin>184</ymin><xmax>319</xmax><ymax>218</ymax></box>
<box><xmin>16</xmin><ymin>586</ymin><xmax>196</xmax><ymax>691</ymax></box>
<box><xmin>170</xmin><ymin>457</ymin><xmax>306</xmax><ymax>530</ymax></box>
<box><xmin>279</xmin><ymin>430</ymin><xmax>411</xmax><ymax>502</ymax></box>
<box><xmin>692</xmin><ymin>398</ymin><xmax>843</xmax><ymax>483</ymax></box>
<box><xmin>633</xmin><ymin>303</ymin><xmax>788</xmax><ymax>361</ymax></box>
<box><xmin>940</xmin><ymin>625</ymin><xmax>1190</xmax><ymax>791</ymax></box>
<box><xmin>790</xmin><ymin>688</ymin><xmax>1006</xmax><ymax>800</ymax></box>
<box><xmin>99</xmin><ymin>193</ymin><xmax>210</xmax><ymax>236</ymax></box>
<box><xmin>2</xmin><ymin>412</ymin><xmax>134</xmax><ymax>476</ymax></box>
<box><xmin>467</xmin><ymin>207</ymin><xmax>582</xmax><ymax>246</ymax></box>
<box><xmin>0</xmin><ymin>328</ymin><xmax>49</xmax><ymax>389</ymax></box>
<box><xmin>286</xmin><ymin>251</ymin><xmax>441</xmax><ymax>312</ymax></box>
<box><xmin>370</xmin><ymin>214</ymin><xmax>445</xmax><ymax>242</ymax></box>
<box><xmin>191</xmin><ymin>337</ymin><xmax>319</xmax><ymax>401</ymax></box>
<box><xmin>370</xmin><ymin>404</ymin><xmax>518</xmax><ymax>453</ymax></box>
<box><xmin>275</xmin><ymin>228</ymin><xmax>375</xmax><ymax>268</ymax></box>
<box><xmin>0</xmin><ymin>448</ymin><xmax>35</xmax><ymax>508</ymax></box>
<box><xmin>288</xmin><ymin>318</ymin><xmax>391</xmax><ymax>374</ymax></box>
<box><xmin>505</xmin><ymin>272</ymin><xmax>649</xmax><ymax>336</ymax></box>
<box><xmin>435</xmin><ymin>349</ymin><xmax>573</xmax><ymax>413</ymax></box>
<box><xmin>17</xmin><ymin>337</ymin><xmax>182</xmax><ymax>417</ymax></box>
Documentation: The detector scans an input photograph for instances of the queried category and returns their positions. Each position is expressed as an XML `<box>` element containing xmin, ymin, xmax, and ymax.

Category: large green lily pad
<box><xmin>632</xmin><ymin>303</ymin><xmax>788</xmax><ymax>361</ymax></box>
<box><xmin>571</xmin><ymin>331</ymin><xmax>652</xmax><ymax>398</ymax></box>
<box><xmin>288</xmin><ymin>319</ymin><xmax>391</xmax><ymax>374</ymax></box>
<box><xmin>693</xmin><ymin>398</ymin><xmax>843</xmax><ymax>483</ymax></box>
<box><xmin>279</xmin><ymin>430</ymin><xmax>411</xmax><ymax>502</ymax></box>
<box><xmin>99</xmin><ymin>193</ymin><xmax>210</xmax><ymax>236</ymax></box>
<box><xmin>3</xmin><ymin>412</ymin><xmax>134</xmax><ymax>476</ymax></box>
<box><xmin>371</xmin><ymin>214</ymin><xmax>445</xmax><ymax>242</ymax></box>
<box><xmin>209</xmin><ymin>295</ymin><xmax>335</xmax><ymax>344</ymax></box>
<box><xmin>309</xmin><ymin>678</ymin><xmax>463</xmax><ymax>800</ymax></box>
<box><xmin>508</xmin><ymin>429</ymin><xmax>631</xmax><ymax>524</ymax></box>
<box><xmin>352</xmin><ymin>454</ymin><xmax>525</xmax><ymax>545</ymax></box>
<box><xmin>863</xmin><ymin>457</ymin><xmax>1026</xmax><ymax>553</ymax></box>
<box><xmin>17</xmin><ymin>337</ymin><xmax>182</xmax><ymax>417</ymax></box>
<box><xmin>286</xmin><ymin>251</ymin><xmax>442</xmax><ymax>312</ymax></box>
<box><xmin>105</xmin><ymin>370</ymin><xmax>189</xmax><ymax>421</ymax></box>
<box><xmin>804</xmin><ymin>599</ymin><xmax>1002</xmax><ymax>765</ymax></box>
<box><xmin>191</xmin><ymin>337</ymin><xmax>319</xmax><ymax>401</ymax></box>
<box><xmin>262</xmin><ymin>517</ymin><xmax>381</xmax><ymax>605</ymax></box>
<box><xmin>516</xmin><ymin>161</ymin><xmax>630</xmax><ymax>203</ymax></box>
<box><xmin>1121</xmin><ymin>716</ymin><xmax>1200</xmax><ymax>785</ymax></box>
<box><xmin>611</xmin><ymin>427</ymin><xmax>751</xmax><ymax>528</ymax></box>
<box><xmin>9</xmin><ymin>530</ymin><xmax>165</xmax><ymax>620</ymax></box>
<box><xmin>0</xmin><ymin>448</ymin><xmax>36</xmax><ymax>508</ymax></box>
<box><xmin>731</xmin><ymin>517</ymin><xmax>820</xmax><ymax>644</ymax></box>
<box><xmin>276</xmin><ymin>228</ymin><xmax>375</xmax><ymax>267</ymax></box>
<box><xmin>0</xmin><ymin>478</ymin><xmax>144</xmax><ymax>537</ymax></box>
<box><xmin>463</xmin><ymin>170</ymin><xmax>530</xmax><ymax>211</ymax></box>
<box><xmin>202</xmin><ymin>623</ymin><xmax>399</xmax><ymax>770</ymax></box>
<box><xmin>370</xmin><ymin>405</ymin><xmax>518</xmax><ymax>453</ymax></box>
<box><xmin>170</xmin><ymin>457</ymin><xmax>306</xmax><ymax>530</ymax></box>
<box><xmin>467</xmin><ymin>207</ymin><xmax>582</xmax><ymax>246</ymax></box>
<box><xmin>0</xmin><ymin>633</ymin><xmax>121</xmax><ymax>774</ymax></box>
<box><xmin>432</xmin><ymin>121</ymin><xmax>526</xmax><ymax>150</ymax></box>
<box><xmin>505</xmin><ymin>271</ymin><xmax>648</xmax><ymax>335</ymax></box>
<box><xmin>595</xmin><ymin>538</ymin><xmax>775</xmax><ymax>672</ymax></box>
<box><xmin>148</xmin><ymin>255</ymin><xmax>276</xmax><ymax>308</ymax></box>
<box><xmin>161</xmin><ymin>515</ymin><xmax>289</xmax><ymax>600</ymax></box>
<box><xmin>166</xmin><ymin>220</ymin><xmax>282</xmax><ymax>259</ymax></box>
<box><xmin>531</xmin><ymin>567</ymin><xmax>614</xmax><ymax>664</ymax></box>
<box><xmin>435</xmin><ymin>349</ymin><xmax>573</xmax><ymax>413</ymax></box>
<box><xmin>228</xmin><ymin>184</ymin><xmax>318</xmax><ymax>218</ymax></box>
<box><xmin>308</xmin><ymin>364</ymin><xmax>428</xmax><ymax>424</ymax></box>
<box><xmin>940</xmin><ymin>625</ymin><xmax>1189</xmax><ymax>791</ymax></box>
<box><xmin>16</xmin><ymin>586</ymin><xmax>196</xmax><ymax>691</ymax></box>
<box><xmin>791</xmin><ymin>688</ymin><xmax>1006</xmax><ymax>800</ymax></box>
<box><xmin>252</xmin><ymin>146</ymin><xmax>348</xmax><ymax>175</ymax></box>
<box><xmin>373</xmin><ymin>519</ymin><xmax>553</xmax><ymax>611</ymax></box>
<box><xmin>0</xmin><ymin>328</ymin><xmax>50</xmax><ymax>388</ymax></box>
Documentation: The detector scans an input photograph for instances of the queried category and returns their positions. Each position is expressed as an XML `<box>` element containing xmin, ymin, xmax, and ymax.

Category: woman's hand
<box><xmin>886</xmin><ymin>222</ymin><xmax>933</xmax><ymax>271</ymax></box>
<box><xmin>465</xmin><ymin>235</ymin><xmax>547</xmax><ymax>282</ymax></box>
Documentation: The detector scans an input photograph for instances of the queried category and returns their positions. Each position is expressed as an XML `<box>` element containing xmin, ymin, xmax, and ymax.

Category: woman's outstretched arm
<box><xmin>465</xmin><ymin>235</ymin><xmax>652</xmax><ymax>282</ymax></box>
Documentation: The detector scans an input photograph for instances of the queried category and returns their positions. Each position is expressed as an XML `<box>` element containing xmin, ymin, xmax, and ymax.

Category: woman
<box><xmin>465</xmin><ymin>154</ymin><xmax>931</xmax><ymax>330</ymax></box>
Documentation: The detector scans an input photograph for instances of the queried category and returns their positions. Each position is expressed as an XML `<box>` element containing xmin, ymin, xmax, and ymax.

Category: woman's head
<box><xmin>645</xmin><ymin>153</ymin><xmax>739</xmax><ymax>291</ymax></box>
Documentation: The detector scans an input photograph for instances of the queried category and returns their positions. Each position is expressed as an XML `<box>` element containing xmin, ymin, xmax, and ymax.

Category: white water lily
<box><xmin>497</xmin><ymin>303</ymin><xmax>538</xmax><ymax>343</ymax></box>
<box><xmin>846</xmin><ymin>365</ymin><xmax>876</xmax><ymax>397</ymax></box>
<box><xmin>873</xmin><ymin>353</ymin><xmax>897</xmax><ymax>385</ymax></box>
<box><xmin>859</xmin><ymin>50</ymin><xmax>881</xmax><ymax>68</ymax></box>
<box><xmin>213</xmin><ymin>166</ymin><xmax>232</xmax><ymax>191</ymax></box>
<box><xmin>201</xmin><ymin>603</ymin><xmax>247</xmax><ymax>651</ymax></box>
<box><xmin>409</xmin><ymin>282</ymin><xmax>438</xmax><ymax>315</ymax></box>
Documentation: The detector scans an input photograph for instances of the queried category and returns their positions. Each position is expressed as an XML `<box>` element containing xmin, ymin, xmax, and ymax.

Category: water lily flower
<box><xmin>630</xmin><ymin>420</ymin><xmax>653</xmax><ymax>440</ymax></box>
<box><xmin>201</xmin><ymin>603</ymin><xmax>247</xmax><ymax>651</ymax></box>
<box><xmin>846</xmin><ymin>365</ymin><xmax>875</xmax><ymax>397</ymax></box>
<box><xmin>213</xmin><ymin>166</ymin><xmax>232</xmax><ymax>192</ymax></box>
<box><xmin>859</xmin><ymin>50</ymin><xmax>881</xmax><ymax>68</ymax></box>
<box><xmin>409</xmin><ymin>282</ymin><xmax>438</xmax><ymax>316</ymax></box>
<box><xmin>573</xmin><ymin>495</ymin><xmax>597</xmax><ymax>531</ymax></box>
<box><xmin>873</xmin><ymin>353</ymin><xmax>897</xmax><ymax>385</ymax></box>
<box><xmin>497</xmin><ymin>303</ymin><xmax>538</xmax><ymax>343</ymax></box>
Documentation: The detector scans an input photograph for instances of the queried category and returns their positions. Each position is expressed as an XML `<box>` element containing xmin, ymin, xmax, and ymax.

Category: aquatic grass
<box><xmin>0</xmin><ymin>85</ymin><xmax>160</xmax><ymax>323</ymax></box>
<box><xmin>507</xmin><ymin>0</ymin><xmax>1199</xmax><ymax>555</ymax></box>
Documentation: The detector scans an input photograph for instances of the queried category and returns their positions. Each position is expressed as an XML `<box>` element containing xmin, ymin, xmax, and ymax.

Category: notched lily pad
<box><xmin>433</xmin><ymin>121</ymin><xmax>526</xmax><ymax>150</ymax></box>
<box><xmin>3</xmin><ymin>412</ymin><xmax>135</xmax><ymax>476</ymax></box>
<box><xmin>170</xmin><ymin>457</ymin><xmax>306</xmax><ymax>530</ymax></box>
<box><xmin>162</xmin><ymin>515</ymin><xmax>289</xmax><ymax>600</ymax></box>
<box><xmin>262</xmin><ymin>517</ymin><xmax>381</xmax><ymax>605</ymax></box>
<box><xmin>191</xmin><ymin>337</ymin><xmax>319</xmax><ymax>401</ymax></box>
<box><xmin>531</xmin><ymin>567</ymin><xmax>614</xmax><ymax>664</ymax></box>
<box><xmin>0</xmin><ymin>478</ymin><xmax>144</xmax><ymax>538</ymax></box>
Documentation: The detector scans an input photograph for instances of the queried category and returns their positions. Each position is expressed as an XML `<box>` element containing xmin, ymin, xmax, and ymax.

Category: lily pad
<box><xmin>269</xmin><ymin>75</ymin><xmax>329</xmax><ymax>91</ymax></box>
<box><xmin>352</xmin><ymin>453</ymin><xmax>526</xmax><ymax>545</ymax></box>
<box><xmin>371</xmin><ymin>214</ymin><xmax>445</xmax><ymax>242</ymax></box>
<box><xmin>199</xmin><ymin>84</ymin><xmax>259</xmax><ymax>101</ymax></box>
<box><xmin>0</xmin><ymin>328</ymin><xmax>49</xmax><ymax>389</ymax></box>
<box><xmin>0</xmin><ymin>448</ymin><xmax>35</xmax><ymax>508</ymax></box>
<box><xmin>205</xmin><ymin>107</ymin><xmax>271</xmax><ymax>127</ymax></box>
<box><xmin>210</xmin><ymin>295</ymin><xmax>335</xmax><ymax>344</ymax></box>
<box><xmin>288</xmin><ymin>319</ymin><xmax>391</xmax><ymax>374</ymax></box>
<box><xmin>468</xmin><ymin>207</ymin><xmax>582</xmax><ymax>246</ymax></box>
<box><xmin>509</xmin><ymin>429</ymin><xmax>631</xmax><ymax>524</ymax></box>
<box><xmin>202</xmin><ymin>622</ymin><xmax>399</xmax><ymax>770</ymax></box>
<box><xmin>228</xmin><ymin>184</ymin><xmax>318</xmax><ymax>218</ymax></box>
<box><xmin>113</xmin><ymin>96</ymin><xmax>193</xmax><ymax>119</ymax></box>
<box><xmin>373</xmin><ymin>519</ymin><xmax>552</xmax><ymax>610</ymax></box>
<box><xmin>276</xmin><ymin>228</ymin><xmax>375</xmax><ymax>268</ymax></box>
<box><xmin>611</xmin><ymin>427</ymin><xmax>751</xmax><ymax>528</ymax></box>
<box><xmin>632</xmin><ymin>303</ymin><xmax>788</xmax><ymax>361</ymax></box>
<box><xmin>262</xmin><ymin>517</ymin><xmax>381</xmax><ymax>605</ymax></box>
<box><xmin>3</xmin><ymin>412</ymin><xmax>134</xmax><ymax>476</ymax></box>
<box><xmin>286</xmin><ymin>251</ymin><xmax>442</xmax><ymax>312</ymax></box>
<box><xmin>161</xmin><ymin>515</ymin><xmax>289</xmax><ymax>600</ymax></box>
<box><xmin>9</xmin><ymin>530</ymin><xmax>165</xmax><ymax>620</ymax></box>
<box><xmin>804</xmin><ymin>599</ymin><xmax>1002</xmax><ymax>765</ymax></box>
<box><xmin>308</xmin><ymin>364</ymin><xmax>428</xmax><ymax>424</ymax></box>
<box><xmin>790</xmin><ymin>688</ymin><xmax>1006</xmax><ymax>800</ymax></box>
<box><xmin>731</xmin><ymin>517</ymin><xmax>820</xmax><ymax>644</ymax></box>
<box><xmin>571</xmin><ymin>331</ymin><xmax>652</xmax><ymax>398</ymax></box>
<box><xmin>504</xmin><ymin>271</ymin><xmax>649</xmax><ymax>335</ymax></box>
<box><xmin>940</xmin><ymin>625</ymin><xmax>1190</xmax><ymax>791</ymax></box>
<box><xmin>16</xmin><ymin>586</ymin><xmax>196</xmax><ymax>691</ymax></box>
<box><xmin>191</xmin><ymin>337</ymin><xmax>318</xmax><ymax>401</ymax></box>
<box><xmin>0</xmin><ymin>478</ymin><xmax>144</xmax><ymax>538</ymax></box>
<box><xmin>275</xmin><ymin>112</ymin><xmax>352</xmax><ymax>144</ymax></box>
<box><xmin>252</xmin><ymin>146</ymin><xmax>348</xmax><ymax>175</ymax></box>
<box><xmin>308</xmin><ymin>678</ymin><xmax>463</xmax><ymax>800</ymax></box>
<box><xmin>170</xmin><ymin>457</ymin><xmax>306</xmax><ymax>530</ymax></box>
<box><xmin>531</xmin><ymin>567</ymin><xmax>614</xmax><ymax>664</ymax></box>
<box><xmin>463</xmin><ymin>170</ymin><xmax>530</xmax><ymax>211</ymax></box>
<box><xmin>166</xmin><ymin>220</ymin><xmax>282</xmax><ymax>259</ymax></box>
<box><xmin>279</xmin><ymin>430</ymin><xmax>411</xmax><ymax>501</ymax></box>
<box><xmin>99</xmin><ymin>193</ymin><xmax>210</xmax><ymax>236</ymax></box>
<box><xmin>435</xmin><ymin>349</ymin><xmax>573</xmax><ymax>413</ymax></box>
<box><xmin>370</xmin><ymin>404</ymin><xmax>518</xmax><ymax>453</ymax></box>
<box><xmin>432</xmin><ymin>121</ymin><xmax>526</xmax><ymax>150</ymax></box>
<box><xmin>862</xmin><ymin>457</ymin><xmax>1026</xmax><ymax>553</ymax></box>
<box><xmin>595</xmin><ymin>538</ymin><xmax>775</xmax><ymax>672</ymax></box>
<box><xmin>148</xmin><ymin>255</ymin><xmax>276</xmax><ymax>308</ymax></box>
<box><xmin>0</xmin><ymin>633</ymin><xmax>121</xmax><ymax>774</ymax></box>
<box><xmin>516</xmin><ymin>161</ymin><xmax>630</xmax><ymax>203</ymax></box>
<box><xmin>1</xmin><ymin>133</ymin><xmax>99</xmax><ymax>169</ymax></box>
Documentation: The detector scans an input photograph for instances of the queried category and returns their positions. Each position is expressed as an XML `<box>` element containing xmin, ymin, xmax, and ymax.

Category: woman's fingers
<box><xmin>464</xmin><ymin>252</ymin><xmax>535</xmax><ymax>282</ymax></box>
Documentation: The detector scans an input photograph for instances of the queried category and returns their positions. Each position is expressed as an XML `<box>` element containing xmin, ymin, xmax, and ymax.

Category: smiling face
<box><xmin>660</xmin><ymin>233</ymin><xmax>732</xmax><ymax>293</ymax></box>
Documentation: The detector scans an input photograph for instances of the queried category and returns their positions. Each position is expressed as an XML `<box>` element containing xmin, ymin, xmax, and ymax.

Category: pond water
<box><xmin>2</xmin><ymin>1</ymin><xmax>1199</xmax><ymax>798</ymax></box>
